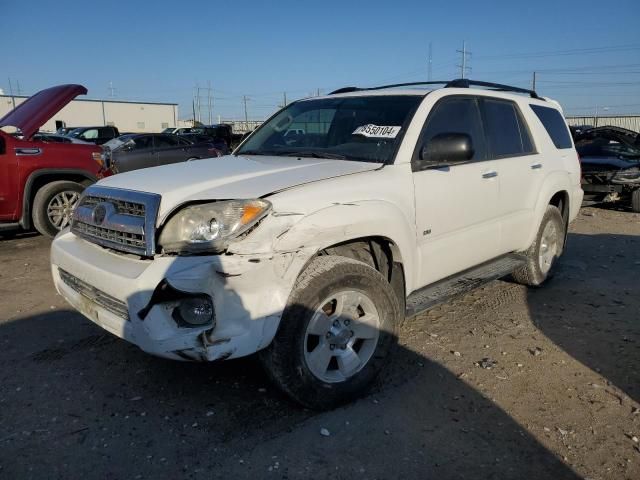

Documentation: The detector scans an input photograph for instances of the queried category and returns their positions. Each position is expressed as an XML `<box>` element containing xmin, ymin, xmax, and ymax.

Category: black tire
<box><xmin>32</xmin><ymin>181</ymin><xmax>84</xmax><ymax>237</ymax></box>
<box><xmin>631</xmin><ymin>189</ymin><xmax>640</xmax><ymax>213</ymax></box>
<box><xmin>260</xmin><ymin>255</ymin><xmax>401</xmax><ymax>410</ymax></box>
<box><xmin>512</xmin><ymin>205</ymin><xmax>565</xmax><ymax>287</ymax></box>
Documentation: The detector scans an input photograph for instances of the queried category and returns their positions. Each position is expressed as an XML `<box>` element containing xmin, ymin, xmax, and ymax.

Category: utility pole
<box><xmin>108</xmin><ymin>81</ymin><xmax>116</xmax><ymax>98</ymax></box>
<box><xmin>192</xmin><ymin>99</ymin><xmax>196</xmax><ymax>127</ymax></box>
<box><xmin>456</xmin><ymin>41</ymin><xmax>472</xmax><ymax>79</ymax></box>
<box><xmin>283</xmin><ymin>92</ymin><xmax>287</xmax><ymax>107</ymax></box>
<box><xmin>207</xmin><ymin>80</ymin><xmax>212</xmax><ymax>125</ymax></box>
<box><xmin>243</xmin><ymin>95</ymin><xmax>249</xmax><ymax>131</ymax></box>
<box><xmin>428</xmin><ymin>42</ymin><xmax>433</xmax><ymax>81</ymax></box>
<box><xmin>7</xmin><ymin>77</ymin><xmax>16</xmax><ymax>108</ymax></box>
<box><xmin>532</xmin><ymin>71</ymin><xmax>537</xmax><ymax>91</ymax></box>
<box><xmin>316</xmin><ymin>88</ymin><xmax>321</xmax><ymax>96</ymax></box>
<box><xmin>15</xmin><ymin>80</ymin><xmax>22</xmax><ymax>96</ymax></box>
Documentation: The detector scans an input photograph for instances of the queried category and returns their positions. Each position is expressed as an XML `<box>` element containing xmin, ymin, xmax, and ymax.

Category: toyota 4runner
<box><xmin>51</xmin><ymin>79</ymin><xmax>583</xmax><ymax>409</ymax></box>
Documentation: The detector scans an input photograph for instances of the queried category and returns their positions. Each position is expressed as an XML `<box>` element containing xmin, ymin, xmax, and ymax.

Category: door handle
<box><xmin>482</xmin><ymin>171</ymin><xmax>498</xmax><ymax>179</ymax></box>
<box><xmin>530</xmin><ymin>163</ymin><xmax>543</xmax><ymax>170</ymax></box>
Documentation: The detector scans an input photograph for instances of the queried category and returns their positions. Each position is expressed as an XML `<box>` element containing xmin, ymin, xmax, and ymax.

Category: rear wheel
<box><xmin>631</xmin><ymin>189</ymin><xmax>640</xmax><ymax>213</ymax></box>
<box><xmin>32</xmin><ymin>181</ymin><xmax>84</xmax><ymax>237</ymax></box>
<box><xmin>260</xmin><ymin>255</ymin><xmax>401</xmax><ymax>410</ymax></box>
<box><xmin>512</xmin><ymin>205</ymin><xmax>565</xmax><ymax>286</ymax></box>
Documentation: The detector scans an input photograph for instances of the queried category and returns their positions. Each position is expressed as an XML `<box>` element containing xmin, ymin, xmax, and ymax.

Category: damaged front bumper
<box><xmin>51</xmin><ymin>230</ymin><xmax>303</xmax><ymax>361</ymax></box>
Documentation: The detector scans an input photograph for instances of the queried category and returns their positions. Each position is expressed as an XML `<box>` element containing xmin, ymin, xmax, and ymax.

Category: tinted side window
<box><xmin>134</xmin><ymin>136</ymin><xmax>153</xmax><ymax>150</ymax></box>
<box><xmin>0</xmin><ymin>136</ymin><xmax>5</xmax><ymax>154</ymax></box>
<box><xmin>530</xmin><ymin>105</ymin><xmax>573</xmax><ymax>149</ymax></box>
<box><xmin>155</xmin><ymin>135</ymin><xmax>180</xmax><ymax>148</ymax></box>
<box><xmin>483</xmin><ymin>99</ymin><xmax>535</xmax><ymax>157</ymax></box>
<box><xmin>417</xmin><ymin>96</ymin><xmax>486</xmax><ymax>163</ymax></box>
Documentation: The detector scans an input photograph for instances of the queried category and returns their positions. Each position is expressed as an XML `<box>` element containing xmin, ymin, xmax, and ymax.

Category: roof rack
<box><xmin>329</xmin><ymin>79</ymin><xmax>542</xmax><ymax>99</ymax></box>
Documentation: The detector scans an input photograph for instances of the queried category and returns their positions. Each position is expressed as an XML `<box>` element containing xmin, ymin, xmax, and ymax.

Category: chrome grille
<box><xmin>73</xmin><ymin>221</ymin><xmax>146</xmax><ymax>249</ymax></box>
<box><xmin>59</xmin><ymin>268</ymin><xmax>129</xmax><ymax>320</ymax></box>
<box><xmin>81</xmin><ymin>196</ymin><xmax>146</xmax><ymax>217</ymax></box>
<box><xmin>71</xmin><ymin>186</ymin><xmax>161</xmax><ymax>256</ymax></box>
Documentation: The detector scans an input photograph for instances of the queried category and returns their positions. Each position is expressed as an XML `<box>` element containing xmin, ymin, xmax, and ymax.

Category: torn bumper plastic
<box><xmin>50</xmin><ymin>230</ymin><xmax>302</xmax><ymax>361</ymax></box>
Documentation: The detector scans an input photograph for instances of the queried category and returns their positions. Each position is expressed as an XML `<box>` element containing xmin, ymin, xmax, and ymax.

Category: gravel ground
<box><xmin>0</xmin><ymin>206</ymin><xmax>638</xmax><ymax>480</ymax></box>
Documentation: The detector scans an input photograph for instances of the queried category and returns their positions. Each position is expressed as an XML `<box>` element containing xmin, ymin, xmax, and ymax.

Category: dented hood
<box><xmin>0</xmin><ymin>84</ymin><xmax>87</xmax><ymax>139</ymax></box>
<box><xmin>97</xmin><ymin>154</ymin><xmax>381</xmax><ymax>219</ymax></box>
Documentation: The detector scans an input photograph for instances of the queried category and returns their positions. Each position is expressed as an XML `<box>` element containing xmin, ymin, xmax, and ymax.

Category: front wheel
<box><xmin>512</xmin><ymin>205</ymin><xmax>565</xmax><ymax>286</ymax></box>
<box><xmin>32</xmin><ymin>181</ymin><xmax>84</xmax><ymax>237</ymax></box>
<box><xmin>260</xmin><ymin>255</ymin><xmax>401</xmax><ymax>410</ymax></box>
<box><xmin>631</xmin><ymin>189</ymin><xmax>640</xmax><ymax>213</ymax></box>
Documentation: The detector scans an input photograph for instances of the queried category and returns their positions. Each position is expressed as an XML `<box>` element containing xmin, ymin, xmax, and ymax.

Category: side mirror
<box><xmin>420</xmin><ymin>133</ymin><xmax>474</xmax><ymax>166</ymax></box>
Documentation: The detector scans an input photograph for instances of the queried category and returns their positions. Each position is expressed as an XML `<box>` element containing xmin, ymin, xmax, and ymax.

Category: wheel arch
<box><xmin>273</xmin><ymin>200</ymin><xmax>416</xmax><ymax>294</ymax></box>
<box><xmin>20</xmin><ymin>169</ymin><xmax>97</xmax><ymax>229</ymax></box>
<box><xmin>524</xmin><ymin>173</ymin><xmax>572</xmax><ymax>250</ymax></box>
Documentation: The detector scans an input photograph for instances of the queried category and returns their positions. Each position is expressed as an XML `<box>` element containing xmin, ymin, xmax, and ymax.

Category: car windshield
<box><xmin>161</xmin><ymin>128</ymin><xmax>174</xmax><ymax>134</ymax></box>
<box><xmin>103</xmin><ymin>135</ymin><xmax>135</xmax><ymax>150</ymax></box>
<box><xmin>236</xmin><ymin>95</ymin><xmax>423</xmax><ymax>163</ymax></box>
<box><xmin>66</xmin><ymin>128</ymin><xmax>84</xmax><ymax>138</ymax></box>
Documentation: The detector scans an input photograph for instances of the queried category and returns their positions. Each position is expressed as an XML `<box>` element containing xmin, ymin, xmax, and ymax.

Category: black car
<box><xmin>575</xmin><ymin>126</ymin><xmax>640</xmax><ymax>212</ymax></box>
<box><xmin>102</xmin><ymin>133</ymin><xmax>223</xmax><ymax>173</ymax></box>
<box><xmin>180</xmin><ymin>124</ymin><xmax>233</xmax><ymax>148</ymax></box>
<box><xmin>66</xmin><ymin>126</ymin><xmax>120</xmax><ymax>145</ymax></box>
<box><xmin>179</xmin><ymin>133</ymin><xmax>229</xmax><ymax>154</ymax></box>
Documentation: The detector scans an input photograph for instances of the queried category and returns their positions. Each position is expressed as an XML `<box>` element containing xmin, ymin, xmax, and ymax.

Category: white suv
<box><xmin>51</xmin><ymin>79</ymin><xmax>583</xmax><ymax>409</ymax></box>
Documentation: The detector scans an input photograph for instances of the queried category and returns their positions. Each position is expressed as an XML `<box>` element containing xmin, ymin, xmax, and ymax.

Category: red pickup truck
<box><xmin>0</xmin><ymin>84</ymin><xmax>110</xmax><ymax>237</ymax></box>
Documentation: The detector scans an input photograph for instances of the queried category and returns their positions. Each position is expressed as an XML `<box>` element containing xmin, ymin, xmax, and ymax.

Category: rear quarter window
<box><xmin>483</xmin><ymin>99</ymin><xmax>535</xmax><ymax>158</ymax></box>
<box><xmin>530</xmin><ymin>105</ymin><xmax>573</xmax><ymax>149</ymax></box>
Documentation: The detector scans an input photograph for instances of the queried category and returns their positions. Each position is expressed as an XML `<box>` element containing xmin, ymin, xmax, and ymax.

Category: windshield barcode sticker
<box><xmin>352</xmin><ymin>124</ymin><xmax>401</xmax><ymax>139</ymax></box>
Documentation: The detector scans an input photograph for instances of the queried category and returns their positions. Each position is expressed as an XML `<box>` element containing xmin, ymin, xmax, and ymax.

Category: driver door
<box><xmin>412</xmin><ymin>96</ymin><xmax>502</xmax><ymax>288</ymax></box>
<box><xmin>0</xmin><ymin>134</ymin><xmax>20</xmax><ymax>220</ymax></box>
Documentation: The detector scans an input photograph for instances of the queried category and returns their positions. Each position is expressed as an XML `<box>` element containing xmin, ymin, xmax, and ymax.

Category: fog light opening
<box><xmin>172</xmin><ymin>296</ymin><xmax>215</xmax><ymax>327</ymax></box>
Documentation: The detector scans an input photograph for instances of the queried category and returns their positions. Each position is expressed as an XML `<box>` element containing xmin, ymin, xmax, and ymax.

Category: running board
<box><xmin>405</xmin><ymin>254</ymin><xmax>526</xmax><ymax>318</ymax></box>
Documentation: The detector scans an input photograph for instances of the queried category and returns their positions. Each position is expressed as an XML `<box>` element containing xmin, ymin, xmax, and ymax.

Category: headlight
<box><xmin>158</xmin><ymin>199</ymin><xmax>271</xmax><ymax>254</ymax></box>
<box><xmin>613</xmin><ymin>167</ymin><xmax>640</xmax><ymax>183</ymax></box>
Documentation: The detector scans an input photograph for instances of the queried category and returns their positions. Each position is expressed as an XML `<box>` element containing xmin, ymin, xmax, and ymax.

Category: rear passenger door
<box><xmin>412</xmin><ymin>95</ymin><xmax>502</xmax><ymax>288</ymax></box>
<box><xmin>479</xmin><ymin>97</ymin><xmax>539</xmax><ymax>253</ymax></box>
<box><xmin>155</xmin><ymin>135</ymin><xmax>187</xmax><ymax>166</ymax></box>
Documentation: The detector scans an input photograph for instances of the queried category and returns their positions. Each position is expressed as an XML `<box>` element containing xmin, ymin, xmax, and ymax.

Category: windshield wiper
<box><xmin>278</xmin><ymin>151</ymin><xmax>349</xmax><ymax>160</ymax></box>
<box><xmin>237</xmin><ymin>150</ymin><xmax>274</xmax><ymax>156</ymax></box>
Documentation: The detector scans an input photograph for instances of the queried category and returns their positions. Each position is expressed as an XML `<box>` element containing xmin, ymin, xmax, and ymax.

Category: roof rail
<box><xmin>329</xmin><ymin>79</ymin><xmax>542</xmax><ymax>99</ymax></box>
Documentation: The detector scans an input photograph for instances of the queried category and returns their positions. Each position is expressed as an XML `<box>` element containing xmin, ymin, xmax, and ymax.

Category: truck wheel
<box><xmin>512</xmin><ymin>205</ymin><xmax>565</xmax><ymax>287</ymax></box>
<box><xmin>631</xmin><ymin>189</ymin><xmax>640</xmax><ymax>213</ymax></box>
<box><xmin>32</xmin><ymin>181</ymin><xmax>84</xmax><ymax>237</ymax></box>
<box><xmin>260</xmin><ymin>255</ymin><xmax>401</xmax><ymax>410</ymax></box>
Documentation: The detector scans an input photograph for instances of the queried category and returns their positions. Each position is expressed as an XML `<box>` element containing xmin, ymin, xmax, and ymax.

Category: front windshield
<box><xmin>103</xmin><ymin>134</ymin><xmax>134</xmax><ymax>150</ymax></box>
<box><xmin>161</xmin><ymin>128</ymin><xmax>174</xmax><ymax>134</ymax></box>
<box><xmin>66</xmin><ymin>128</ymin><xmax>83</xmax><ymax>138</ymax></box>
<box><xmin>236</xmin><ymin>95</ymin><xmax>422</xmax><ymax>163</ymax></box>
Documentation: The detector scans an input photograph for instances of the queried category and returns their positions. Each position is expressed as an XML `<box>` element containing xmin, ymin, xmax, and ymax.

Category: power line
<box><xmin>475</xmin><ymin>43</ymin><xmax>640</xmax><ymax>60</ymax></box>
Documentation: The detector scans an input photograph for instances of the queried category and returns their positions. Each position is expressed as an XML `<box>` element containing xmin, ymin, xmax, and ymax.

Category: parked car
<box><xmin>56</xmin><ymin>126</ymin><xmax>77</xmax><ymax>136</ymax></box>
<box><xmin>51</xmin><ymin>79</ymin><xmax>582</xmax><ymax>409</ymax></box>
<box><xmin>102</xmin><ymin>133</ymin><xmax>223</xmax><ymax>173</ymax></box>
<box><xmin>161</xmin><ymin>127</ymin><xmax>195</xmax><ymax>135</ymax></box>
<box><xmin>181</xmin><ymin>124</ymin><xmax>233</xmax><ymax>148</ymax></box>
<box><xmin>66</xmin><ymin>126</ymin><xmax>120</xmax><ymax>145</ymax></box>
<box><xmin>574</xmin><ymin>126</ymin><xmax>640</xmax><ymax>212</ymax></box>
<box><xmin>32</xmin><ymin>133</ymin><xmax>92</xmax><ymax>144</ymax></box>
<box><xmin>0</xmin><ymin>84</ymin><xmax>109</xmax><ymax>237</ymax></box>
<box><xmin>178</xmin><ymin>133</ymin><xmax>229</xmax><ymax>154</ymax></box>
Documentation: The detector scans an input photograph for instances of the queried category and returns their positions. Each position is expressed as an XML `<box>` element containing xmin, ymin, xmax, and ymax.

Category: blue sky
<box><xmin>2</xmin><ymin>0</ymin><xmax>639</xmax><ymax>121</ymax></box>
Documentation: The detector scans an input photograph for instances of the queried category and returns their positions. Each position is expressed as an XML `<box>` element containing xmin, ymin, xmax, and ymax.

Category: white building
<box><xmin>0</xmin><ymin>95</ymin><xmax>178</xmax><ymax>133</ymax></box>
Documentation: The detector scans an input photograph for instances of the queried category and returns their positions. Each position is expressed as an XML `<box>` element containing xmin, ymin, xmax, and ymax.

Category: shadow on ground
<box><xmin>528</xmin><ymin>232</ymin><xmax>640</xmax><ymax>404</ymax></box>
<box><xmin>0</xmin><ymin>301</ymin><xmax>581</xmax><ymax>479</ymax></box>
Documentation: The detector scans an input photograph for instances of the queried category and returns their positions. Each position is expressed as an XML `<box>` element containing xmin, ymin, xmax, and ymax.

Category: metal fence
<box><xmin>565</xmin><ymin>115</ymin><xmax>640</xmax><ymax>132</ymax></box>
<box><xmin>220</xmin><ymin>120</ymin><xmax>263</xmax><ymax>133</ymax></box>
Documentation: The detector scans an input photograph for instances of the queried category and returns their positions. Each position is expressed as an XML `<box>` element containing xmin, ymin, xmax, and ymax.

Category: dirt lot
<box><xmin>0</xmin><ymin>206</ymin><xmax>639</xmax><ymax>480</ymax></box>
